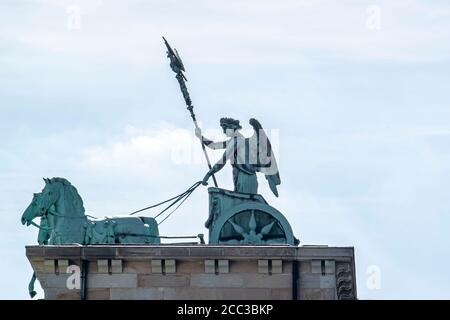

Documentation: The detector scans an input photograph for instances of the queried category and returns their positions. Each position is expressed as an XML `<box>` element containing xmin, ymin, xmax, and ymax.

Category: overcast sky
<box><xmin>1</xmin><ymin>0</ymin><xmax>450</xmax><ymax>299</ymax></box>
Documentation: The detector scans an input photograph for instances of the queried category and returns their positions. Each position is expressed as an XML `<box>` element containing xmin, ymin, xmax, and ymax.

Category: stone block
<box><xmin>151</xmin><ymin>259</ymin><xmax>162</xmax><ymax>274</ymax></box>
<box><xmin>215</xmin><ymin>288</ymin><xmax>271</xmax><ymax>300</ymax></box>
<box><xmin>55</xmin><ymin>291</ymin><xmax>81</xmax><ymax>300</ymax></box>
<box><xmin>160</xmin><ymin>247</ymin><xmax>190</xmax><ymax>257</ymax></box>
<box><xmin>42</xmin><ymin>274</ymin><xmax>72</xmax><ymax>288</ymax></box>
<box><xmin>320</xmin><ymin>275</ymin><xmax>336</xmax><ymax>289</ymax></box>
<box><xmin>88</xmin><ymin>274</ymin><xmax>137</xmax><ymax>289</ymax></box>
<box><xmin>299</xmin><ymin>273</ymin><xmax>320</xmax><ymax>288</ymax></box>
<box><xmin>58</xmin><ymin>259</ymin><xmax>69</xmax><ymax>273</ymax></box>
<box><xmin>138</xmin><ymin>274</ymin><xmax>188</xmax><ymax>288</ymax></box>
<box><xmin>87</xmin><ymin>289</ymin><xmax>110</xmax><ymax>300</ymax></box>
<box><xmin>300</xmin><ymin>261</ymin><xmax>311</xmax><ymax>273</ymax></box>
<box><xmin>204</xmin><ymin>260</ymin><xmax>215</xmax><ymax>274</ymax></box>
<box><xmin>258</xmin><ymin>260</ymin><xmax>269</xmax><ymax>274</ymax></box>
<box><xmin>218</xmin><ymin>260</ymin><xmax>229</xmax><ymax>274</ymax></box>
<box><xmin>189</xmin><ymin>247</ymin><xmax>224</xmax><ymax>257</ymax></box>
<box><xmin>300</xmin><ymin>288</ymin><xmax>320</xmax><ymax>300</ymax></box>
<box><xmin>111</xmin><ymin>259</ymin><xmax>123</xmax><ymax>273</ymax></box>
<box><xmin>282</xmin><ymin>261</ymin><xmax>293</xmax><ymax>273</ymax></box>
<box><xmin>311</xmin><ymin>260</ymin><xmax>322</xmax><ymax>274</ymax></box>
<box><xmin>44</xmin><ymin>259</ymin><xmax>56</xmax><ymax>273</ymax></box>
<box><xmin>123</xmin><ymin>260</ymin><xmax>151</xmax><ymax>274</ymax></box>
<box><xmin>45</xmin><ymin>288</ymin><xmax>80</xmax><ymax>300</ymax></box>
<box><xmin>29</xmin><ymin>259</ymin><xmax>45</xmax><ymax>273</ymax></box>
<box><xmin>270</xmin><ymin>288</ymin><xmax>292</xmax><ymax>300</ymax></box>
<box><xmin>223</xmin><ymin>246</ymin><xmax>296</xmax><ymax>258</ymax></box>
<box><xmin>299</xmin><ymin>274</ymin><xmax>335</xmax><ymax>289</ymax></box>
<box><xmin>298</xmin><ymin>247</ymin><xmax>354</xmax><ymax>259</ymax></box>
<box><xmin>229</xmin><ymin>260</ymin><xmax>257</xmax><ymax>273</ymax></box>
<box><xmin>165</xmin><ymin>259</ymin><xmax>176</xmax><ymax>274</ymax></box>
<box><xmin>271</xmin><ymin>260</ymin><xmax>282</xmax><ymax>274</ymax></box>
<box><xmin>325</xmin><ymin>260</ymin><xmax>335</xmax><ymax>274</ymax></box>
<box><xmin>87</xmin><ymin>261</ymin><xmax>98</xmax><ymax>273</ymax></box>
<box><xmin>83</xmin><ymin>246</ymin><xmax>116</xmax><ymax>258</ymax></box>
<box><xmin>191</xmin><ymin>274</ymin><xmax>244</xmax><ymax>288</ymax></box>
<box><xmin>223</xmin><ymin>247</ymin><xmax>265</xmax><ymax>257</ymax></box>
<box><xmin>300</xmin><ymin>288</ymin><xmax>336</xmax><ymax>300</ymax></box>
<box><xmin>163</xmin><ymin>288</ymin><xmax>218</xmax><ymax>300</ymax></box>
<box><xmin>45</xmin><ymin>246</ymin><xmax>82</xmax><ymax>258</ymax></box>
<box><xmin>110</xmin><ymin>288</ymin><xmax>164</xmax><ymax>300</ymax></box>
<box><xmin>321</xmin><ymin>288</ymin><xmax>337</xmax><ymax>299</ymax></box>
<box><xmin>116</xmin><ymin>247</ymin><xmax>161</xmax><ymax>257</ymax></box>
<box><xmin>191</xmin><ymin>273</ymin><xmax>291</xmax><ymax>289</ymax></box>
<box><xmin>26</xmin><ymin>246</ymin><xmax>45</xmax><ymax>257</ymax></box>
<box><xmin>176</xmin><ymin>260</ymin><xmax>204</xmax><ymax>274</ymax></box>
<box><xmin>243</xmin><ymin>274</ymin><xmax>291</xmax><ymax>289</ymax></box>
<box><xmin>97</xmin><ymin>259</ymin><xmax>109</xmax><ymax>273</ymax></box>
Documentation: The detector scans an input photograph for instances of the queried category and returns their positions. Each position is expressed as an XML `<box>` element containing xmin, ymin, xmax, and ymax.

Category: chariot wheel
<box><xmin>209</xmin><ymin>202</ymin><xmax>296</xmax><ymax>245</ymax></box>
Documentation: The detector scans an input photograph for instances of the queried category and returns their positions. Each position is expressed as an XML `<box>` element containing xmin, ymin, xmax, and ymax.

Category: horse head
<box><xmin>39</xmin><ymin>178</ymin><xmax>61</xmax><ymax>216</ymax></box>
<box><xmin>21</xmin><ymin>192</ymin><xmax>44</xmax><ymax>226</ymax></box>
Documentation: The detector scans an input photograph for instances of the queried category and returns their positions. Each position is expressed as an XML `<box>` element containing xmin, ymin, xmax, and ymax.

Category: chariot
<box><xmin>207</xmin><ymin>188</ymin><xmax>298</xmax><ymax>246</ymax></box>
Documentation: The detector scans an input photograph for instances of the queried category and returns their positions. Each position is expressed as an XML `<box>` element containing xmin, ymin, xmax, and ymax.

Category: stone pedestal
<box><xmin>26</xmin><ymin>245</ymin><xmax>357</xmax><ymax>300</ymax></box>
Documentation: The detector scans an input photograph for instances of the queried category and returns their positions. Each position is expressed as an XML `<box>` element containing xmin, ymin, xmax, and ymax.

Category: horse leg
<box><xmin>140</xmin><ymin>217</ymin><xmax>160</xmax><ymax>244</ymax></box>
<box><xmin>28</xmin><ymin>272</ymin><xmax>37</xmax><ymax>298</ymax></box>
<box><xmin>37</xmin><ymin>228</ymin><xmax>50</xmax><ymax>245</ymax></box>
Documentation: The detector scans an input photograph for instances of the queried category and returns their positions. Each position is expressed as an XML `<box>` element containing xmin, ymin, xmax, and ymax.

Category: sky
<box><xmin>1</xmin><ymin>0</ymin><xmax>450</xmax><ymax>299</ymax></box>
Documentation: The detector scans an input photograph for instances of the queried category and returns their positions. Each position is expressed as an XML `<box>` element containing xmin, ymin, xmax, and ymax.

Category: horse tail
<box><xmin>28</xmin><ymin>272</ymin><xmax>37</xmax><ymax>298</ymax></box>
<box><xmin>140</xmin><ymin>217</ymin><xmax>160</xmax><ymax>244</ymax></box>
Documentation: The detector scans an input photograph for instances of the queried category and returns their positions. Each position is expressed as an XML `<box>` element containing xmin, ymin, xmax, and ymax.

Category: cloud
<box><xmin>79</xmin><ymin>122</ymin><xmax>278</xmax><ymax>177</ymax></box>
<box><xmin>29</xmin><ymin>0</ymin><xmax>105</xmax><ymax>12</ymax></box>
<box><xmin>80</xmin><ymin>123</ymin><xmax>195</xmax><ymax>176</ymax></box>
<box><xmin>3</xmin><ymin>0</ymin><xmax>450</xmax><ymax>66</ymax></box>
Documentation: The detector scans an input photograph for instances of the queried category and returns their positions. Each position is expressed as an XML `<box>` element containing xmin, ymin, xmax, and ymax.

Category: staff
<box><xmin>163</xmin><ymin>37</ymin><xmax>218</xmax><ymax>187</ymax></box>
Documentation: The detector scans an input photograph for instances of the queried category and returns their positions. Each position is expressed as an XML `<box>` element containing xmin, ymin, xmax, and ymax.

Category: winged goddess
<box><xmin>195</xmin><ymin>118</ymin><xmax>281</xmax><ymax>197</ymax></box>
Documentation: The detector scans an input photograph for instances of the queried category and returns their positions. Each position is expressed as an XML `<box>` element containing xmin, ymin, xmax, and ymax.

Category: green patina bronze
<box><xmin>196</xmin><ymin>117</ymin><xmax>281</xmax><ymax>197</ymax></box>
<box><xmin>21</xmin><ymin>177</ymin><xmax>160</xmax><ymax>298</ymax></box>
<box><xmin>206</xmin><ymin>187</ymin><xmax>298</xmax><ymax>245</ymax></box>
<box><xmin>21</xmin><ymin>178</ymin><xmax>160</xmax><ymax>245</ymax></box>
<box><xmin>194</xmin><ymin>115</ymin><xmax>296</xmax><ymax>245</ymax></box>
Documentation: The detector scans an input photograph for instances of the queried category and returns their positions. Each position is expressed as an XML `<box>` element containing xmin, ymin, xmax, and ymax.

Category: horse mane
<box><xmin>49</xmin><ymin>177</ymin><xmax>85</xmax><ymax>215</ymax></box>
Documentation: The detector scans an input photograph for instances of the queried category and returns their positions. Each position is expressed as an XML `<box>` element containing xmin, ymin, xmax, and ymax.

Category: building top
<box><xmin>26</xmin><ymin>245</ymin><xmax>355</xmax><ymax>261</ymax></box>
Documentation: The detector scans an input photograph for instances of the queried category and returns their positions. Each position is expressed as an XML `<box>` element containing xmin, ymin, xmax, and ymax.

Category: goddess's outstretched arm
<box><xmin>195</xmin><ymin>127</ymin><xmax>227</xmax><ymax>150</ymax></box>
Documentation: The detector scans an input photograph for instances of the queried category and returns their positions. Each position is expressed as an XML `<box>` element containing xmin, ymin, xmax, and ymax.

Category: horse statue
<box><xmin>21</xmin><ymin>177</ymin><xmax>160</xmax><ymax>245</ymax></box>
<box><xmin>21</xmin><ymin>177</ymin><xmax>160</xmax><ymax>298</ymax></box>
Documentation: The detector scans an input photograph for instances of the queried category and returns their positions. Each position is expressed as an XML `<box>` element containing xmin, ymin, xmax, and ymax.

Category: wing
<box><xmin>249</xmin><ymin>118</ymin><xmax>281</xmax><ymax>197</ymax></box>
